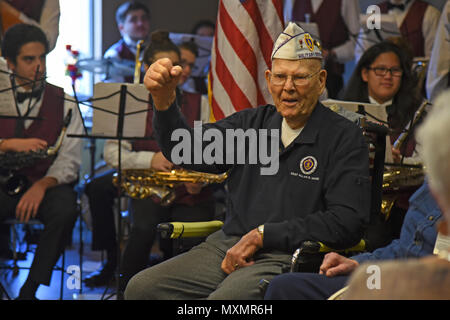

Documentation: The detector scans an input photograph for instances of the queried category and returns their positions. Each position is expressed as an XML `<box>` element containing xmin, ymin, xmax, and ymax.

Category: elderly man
<box><xmin>124</xmin><ymin>22</ymin><xmax>370</xmax><ymax>300</ymax></box>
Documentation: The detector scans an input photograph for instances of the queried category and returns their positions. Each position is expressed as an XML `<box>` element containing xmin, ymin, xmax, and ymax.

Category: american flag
<box><xmin>208</xmin><ymin>0</ymin><xmax>284</xmax><ymax>121</ymax></box>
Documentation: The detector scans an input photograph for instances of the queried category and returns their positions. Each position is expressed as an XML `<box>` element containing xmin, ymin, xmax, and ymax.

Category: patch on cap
<box><xmin>271</xmin><ymin>22</ymin><xmax>322</xmax><ymax>60</ymax></box>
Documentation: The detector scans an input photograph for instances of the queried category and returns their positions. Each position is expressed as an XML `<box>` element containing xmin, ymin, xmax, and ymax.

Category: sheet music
<box><xmin>91</xmin><ymin>82</ymin><xmax>149</xmax><ymax>138</ymax></box>
<box><xmin>322</xmin><ymin>98</ymin><xmax>387</xmax><ymax>123</ymax></box>
<box><xmin>0</xmin><ymin>57</ymin><xmax>18</xmax><ymax>116</ymax></box>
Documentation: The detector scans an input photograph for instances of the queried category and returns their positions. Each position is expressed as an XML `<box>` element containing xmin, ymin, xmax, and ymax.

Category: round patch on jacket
<box><xmin>300</xmin><ymin>156</ymin><xmax>317</xmax><ymax>175</ymax></box>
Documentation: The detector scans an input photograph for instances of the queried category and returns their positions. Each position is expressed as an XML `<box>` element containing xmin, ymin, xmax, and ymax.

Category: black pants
<box><xmin>0</xmin><ymin>184</ymin><xmax>78</xmax><ymax>285</ymax></box>
<box><xmin>85</xmin><ymin>171</ymin><xmax>215</xmax><ymax>285</ymax></box>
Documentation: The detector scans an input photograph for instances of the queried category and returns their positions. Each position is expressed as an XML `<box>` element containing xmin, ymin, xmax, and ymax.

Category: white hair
<box><xmin>417</xmin><ymin>89</ymin><xmax>450</xmax><ymax>199</ymax></box>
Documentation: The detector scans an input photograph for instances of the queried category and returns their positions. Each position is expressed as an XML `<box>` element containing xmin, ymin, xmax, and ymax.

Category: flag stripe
<box><xmin>209</xmin><ymin>0</ymin><xmax>284</xmax><ymax>120</ymax></box>
<box><xmin>240</xmin><ymin>0</ymin><xmax>275</xmax><ymax>68</ymax></box>
<box><xmin>219</xmin><ymin>1</ymin><xmax>266</xmax><ymax>107</ymax></box>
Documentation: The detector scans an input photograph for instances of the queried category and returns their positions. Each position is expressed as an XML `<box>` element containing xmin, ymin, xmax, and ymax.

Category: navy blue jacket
<box><xmin>154</xmin><ymin>102</ymin><xmax>371</xmax><ymax>253</ymax></box>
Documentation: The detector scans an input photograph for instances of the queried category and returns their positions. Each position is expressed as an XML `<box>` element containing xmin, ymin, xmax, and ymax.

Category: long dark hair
<box><xmin>341</xmin><ymin>41</ymin><xmax>420</xmax><ymax>131</ymax></box>
<box><xmin>143</xmin><ymin>30</ymin><xmax>180</xmax><ymax>66</ymax></box>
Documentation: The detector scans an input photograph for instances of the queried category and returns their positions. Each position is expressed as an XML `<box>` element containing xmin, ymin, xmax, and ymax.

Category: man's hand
<box><xmin>15</xmin><ymin>177</ymin><xmax>57</xmax><ymax>223</ymax></box>
<box><xmin>150</xmin><ymin>151</ymin><xmax>173</xmax><ymax>171</ymax></box>
<box><xmin>0</xmin><ymin>138</ymin><xmax>47</xmax><ymax>152</ymax></box>
<box><xmin>319</xmin><ymin>252</ymin><xmax>359</xmax><ymax>277</ymax></box>
<box><xmin>144</xmin><ymin>58</ymin><xmax>182</xmax><ymax>111</ymax></box>
<box><xmin>221</xmin><ymin>229</ymin><xmax>263</xmax><ymax>274</ymax></box>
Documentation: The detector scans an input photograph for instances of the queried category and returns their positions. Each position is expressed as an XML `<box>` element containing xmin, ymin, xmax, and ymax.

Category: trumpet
<box><xmin>113</xmin><ymin>168</ymin><xmax>228</xmax><ymax>206</ymax></box>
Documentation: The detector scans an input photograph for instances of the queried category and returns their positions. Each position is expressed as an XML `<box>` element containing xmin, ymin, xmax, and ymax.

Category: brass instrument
<box><xmin>113</xmin><ymin>168</ymin><xmax>228</xmax><ymax>206</ymax></box>
<box><xmin>393</xmin><ymin>99</ymin><xmax>430</xmax><ymax>150</ymax></box>
<box><xmin>133</xmin><ymin>40</ymin><xmax>144</xmax><ymax>84</ymax></box>
<box><xmin>0</xmin><ymin>109</ymin><xmax>72</xmax><ymax>195</ymax></box>
<box><xmin>380</xmin><ymin>99</ymin><xmax>430</xmax><ymax>219</ymax></box>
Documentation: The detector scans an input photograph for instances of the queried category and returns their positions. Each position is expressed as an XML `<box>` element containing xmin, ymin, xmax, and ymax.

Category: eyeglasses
<box><xmin>367</xmin><ymin>67</ymin><xmax>403</xmax><ymax>77</ymax></box>
<box><xmin>270</xmin><ymin>69</ymin><xmax>321</xmax><ymax>87</ymax></box>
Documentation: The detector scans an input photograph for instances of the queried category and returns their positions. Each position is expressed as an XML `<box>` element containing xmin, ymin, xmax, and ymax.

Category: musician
<box><xmin>284</xmin><ymin>0</ymin><xmax>361</xmax><ymax>99</ymax></box>
<box><xmin>0</xmin><ymin>24</ymin><xmax>83</xmax><ymax>300</ymax></box>
<box><xmin>83</xmin><ymin>31</ymin><xmax>215</xmax><ymax>292</ymax></box>
<box><xmin>426</xmin><ymin>0</ymin><xmax>450</xmax><ymax>102</ymax></box>
<box><xmin>342</xmin><ymin>41</ymin><xmax>423</xmax><ymax>166</ymax></box>
<box><xmin>124</xmin><ymin>22</ymin><xmax>370</xmax><ymax>300</ymax></box>
<box><xmin>103</xmin><ymin>0</ymin><xmax>150</xmax><ymax>83</ymax></box>
<box><xmin>341</xmin><ymin>41</ymin><xmax>426</xmax><ymax>248</ymax></box>
<box><xmin>344</xmin><ymin>89</ymin><xmax>450</xmax><ymax>299</ymax></box>
<box><xmin>375</xmin><ymin>0</ymin><xmax>441</xmax><ymax>59</ymax></box>
<box><xmin>0</xmin><ymin>0</ymin><xmax>60</xmax><ymax>51</ymax></box>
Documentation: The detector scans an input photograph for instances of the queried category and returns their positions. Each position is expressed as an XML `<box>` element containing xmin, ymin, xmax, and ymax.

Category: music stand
<box><xmin>67</xmin><ymin>82</ymin><xmax>152</xmax><ymax>300</ymax></box>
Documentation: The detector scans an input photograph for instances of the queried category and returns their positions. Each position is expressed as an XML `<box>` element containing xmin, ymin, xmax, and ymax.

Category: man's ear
<box><xmin>318</xmin><ymin>69</ymin><xmax>327</xmax><ymax>94</ymax></box>
<box><xmin>265</xmin><ymin>69</ymin><xmax>272</xmax><ymax>94</ymax></box>
<box><xmin>6</xmin><ymin>58</ymin><xmax>16</xmax><ymax>72</ymax></box>
<box><xmin>118</xmin><ymin>23</ymin><xmax>124</xmax><ymax>35</ymax></box>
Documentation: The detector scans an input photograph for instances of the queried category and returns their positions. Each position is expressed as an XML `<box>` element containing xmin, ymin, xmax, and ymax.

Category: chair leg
<box><xmin>59</xmin><ymin>249</ymin><xmax>65</xmax><ymax>300</ymax></box>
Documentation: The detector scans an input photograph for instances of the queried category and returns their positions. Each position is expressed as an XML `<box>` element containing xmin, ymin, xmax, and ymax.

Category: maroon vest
<box><xmin>292</xmin><ymin>0</ymin><xmax>348</xmax><ymax>50</ymax></box>
<box><xmin>6</xmin><ymin>0</ymin><xmax>45</xmax><ymax>22</ymax></box>
<box><xmin>115</xmin><ymin>39</ymin><xmax>136</xmax><ymax>83</ymax></box>
<box><xmin>379</xmin><ymin>0</ymin><xmax>427</xmax><ymax>57</ymax></box>
<box><xmin>0</xmin><ymin>84</ymin><xmax>64</xmax><ymax>183</ymax></box>
<box><xmin>132</xmin><ymin>91</ymin><xmax>212</xmax><ymax>206</ymax></box>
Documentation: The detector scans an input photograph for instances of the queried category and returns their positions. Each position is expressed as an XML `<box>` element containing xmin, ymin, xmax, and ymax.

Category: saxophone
<box><xmin>0</xmin><ymin>109</ymin><xmax>73</xmax><ymax>196</ymax></box>
<box><xmin>113</xmin><ymin>168</ymin><xmax>228</xmax><ymax>206</ymax></box>
<box><xmin>381</xmin><ymin>100</ymin><xmax>429</xmax><ymax>220</ymax></box>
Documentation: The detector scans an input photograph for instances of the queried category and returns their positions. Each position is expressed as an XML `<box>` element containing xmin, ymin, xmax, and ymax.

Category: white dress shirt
<box><xmin>283</xmin><ymin>0</ymin><xmax>361</xmax><ymax>63</ymax></box>
<box><xmin>18</xmin><ymin>0</ymin><xmax>60</xmax><ymax>51</ymax></box>
<box><xmin>3</xmin><ymin>85</ymin><xmax>84</xmax><ymax>185</ymax></box>
<box><xmin>426</xmin><ymin>0</ymin><xmax>450</xmax><ymax>102</ymax></box>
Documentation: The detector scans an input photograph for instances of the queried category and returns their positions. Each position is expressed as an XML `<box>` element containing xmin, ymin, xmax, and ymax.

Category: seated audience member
<box><xmin>0</xmin><ymin>0</ymin><xmax>60</xmax><ymax>51</ymax></box>
<box><xmin>83</xmin><ymin>31</ymin><xmax>215</xmax><ymax>292</ymax></box>
<box><xmin>103</xmin><ymin>0</ymin><xmax>150</xmax><ymax>83</ymax></box>
<box><xmin>344</xmin><ymin>89</ymin><xmax>450</xmax><ymax>299</ymax></box>
<box><xmin>426</xmin><ymin>0</ymin><xmax>450</xmax><ymax>102</ymax></box>
<box><xmin>341</xmin><ymin>41</ymin><xmax>426</xmax><ymax>248</ymax></box>
<box><xmin>0</xmin><ymin>24</ymin><xmax>83</xmax><ymax>300</ymax></box>
<box><xmin>124</xmin><ymin>22</ymin><xmax>370</xmax><ymax>300</ymax></box>
<box><xmin>264</xmin><ymin>180</ymin><xmax>441</xmax><ymax>299</ymax></box>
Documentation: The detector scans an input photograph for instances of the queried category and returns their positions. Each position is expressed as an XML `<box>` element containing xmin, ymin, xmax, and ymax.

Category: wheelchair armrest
<box><xmin>157</xmin><ymin>220</ymin><xmax>224</xmax><ymax>239</ymax></box>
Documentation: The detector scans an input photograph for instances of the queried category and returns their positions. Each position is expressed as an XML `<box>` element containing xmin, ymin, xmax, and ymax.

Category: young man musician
<box><xmin>0</xmin><ymin>24</ymin><xmax>83</xmax><ymax>300</ymax></box>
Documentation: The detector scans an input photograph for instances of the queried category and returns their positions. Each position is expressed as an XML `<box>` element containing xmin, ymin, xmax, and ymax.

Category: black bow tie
<box><xmin>387</xmin><ymin>1</ymin><xmax>409</xmax><ymax>11</ymax></box>
<box><xmin>16</xmin><ymin>89</ymin><xmax>43</xmax><ymax>103</ymax></box>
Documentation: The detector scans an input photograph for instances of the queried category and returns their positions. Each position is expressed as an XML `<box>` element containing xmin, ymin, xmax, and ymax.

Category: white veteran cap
<box><xmin>271</xmin><ymin>22</ymin><xmax>322</xmax><ymax>60</ymax></box>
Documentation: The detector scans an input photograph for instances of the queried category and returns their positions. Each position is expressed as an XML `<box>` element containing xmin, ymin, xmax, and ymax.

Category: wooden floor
<box><xmin>0</xmin><ymin>219</ymin><xmax>121</xmax><ymax>300</ymax></box>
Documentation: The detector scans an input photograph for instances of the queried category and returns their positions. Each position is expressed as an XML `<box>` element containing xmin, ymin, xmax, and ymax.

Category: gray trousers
<box><xmin>124</xmin><ymin>230</ymin><xmax>292</xmax><ymax>300</ymax></box>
